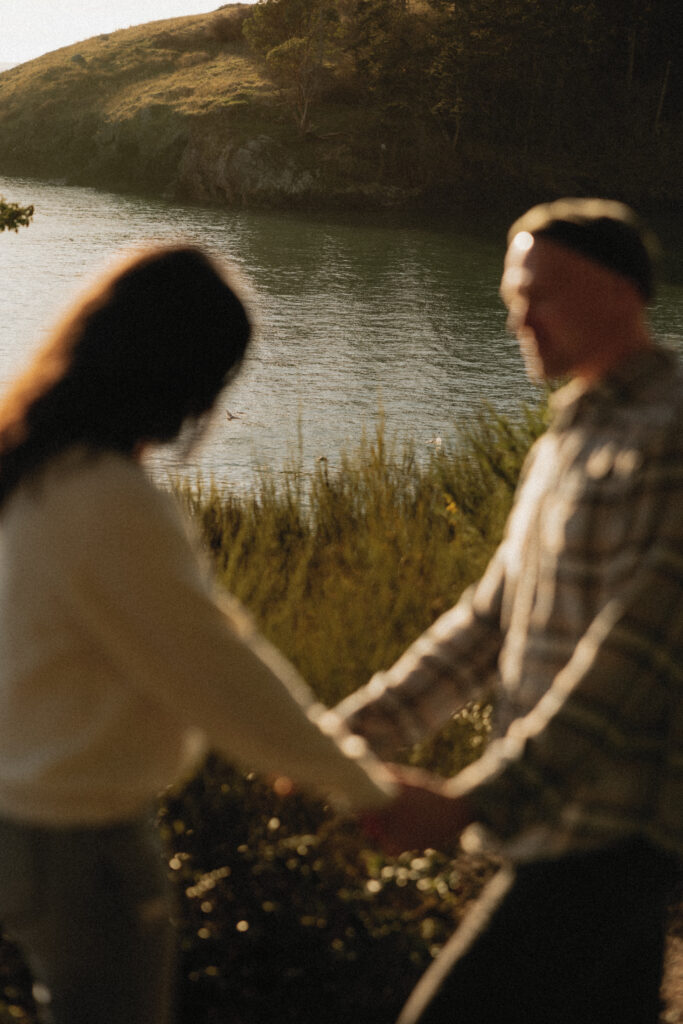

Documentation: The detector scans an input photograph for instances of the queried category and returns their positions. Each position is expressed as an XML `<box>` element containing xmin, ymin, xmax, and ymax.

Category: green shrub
<box><xmin>183</xmin><ymin>403</ymin><xmax>547</xmax><ymax>718</ymax></box>
<box><xmin>0</xmin><ymin>197</ymin><xmax>34</xmax><ymax>233</ymax></box>
<box><xmin>209</xmin><ymin>8</ymin><xmax>252</xmax><ymax>44</ymax></box>
<box><xmin>160</xmin><ymin>755</ymin><xmax>499</xmax><ymax>1024</ymax></box>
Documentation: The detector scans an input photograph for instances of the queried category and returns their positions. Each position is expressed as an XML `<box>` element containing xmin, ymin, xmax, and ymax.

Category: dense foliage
<box><xmin>240</xmin><ymin>0</ymin><xmax>683</xmax><ymax>206</ymax></box>
<box><xmin>161</xmin><ymin>759</ymin><xmax>499</xmax><ymax>1024</ymax></box>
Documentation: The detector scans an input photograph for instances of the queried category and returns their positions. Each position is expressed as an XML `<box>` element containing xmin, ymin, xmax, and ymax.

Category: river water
<box><xmin>2</xmin><ymin>174</ymin><xmax>682</xmax><ymax>488</ymax></box>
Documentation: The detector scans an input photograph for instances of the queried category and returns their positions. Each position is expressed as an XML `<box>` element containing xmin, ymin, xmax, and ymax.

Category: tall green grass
<box><xmin>182</xmin><ymin>401</ymin><xmax>547</xmax><ymax>773</ymax></box>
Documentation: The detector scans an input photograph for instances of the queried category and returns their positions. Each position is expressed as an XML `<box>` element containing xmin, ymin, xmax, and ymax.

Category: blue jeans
<box><xmin>397</xmin><ymin>838</ymin><xmax>679</xmax><ymax>1024</ymax></box>
<box><xmin>0</xmin><ymin>813</ymin><xmax>177</xmax><ymax>1024</ymax></box>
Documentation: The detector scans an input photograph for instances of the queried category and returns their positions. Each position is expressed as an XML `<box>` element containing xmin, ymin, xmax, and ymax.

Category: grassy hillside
<box><xmin>0</xmin><ymin>8</ymin><xmax>266</xmax><ymax>189</ymax></box>
<box><xmin>2</xmin><ymin>3</ymin><xmax>682</xmax><ymax>215</ymax></box>
<box><xmin>0</xmin><ymin>6</ymin><xmax>392</xmax><ymax>207</ymax></box>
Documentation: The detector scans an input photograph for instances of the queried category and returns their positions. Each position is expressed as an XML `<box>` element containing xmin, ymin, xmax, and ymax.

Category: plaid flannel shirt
<box><xmin>337</xmin><ymin>345</ymin><xmax>683</xmax><ymax>861</ymax></box>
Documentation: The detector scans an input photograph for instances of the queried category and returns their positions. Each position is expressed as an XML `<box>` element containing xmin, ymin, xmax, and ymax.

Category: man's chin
<box><xmin>525</xmin><ymin>348</ymin><xmax>568</xmax><ymax>383</ymax></box>
<box><xmin>522</xmin><ymin>353</ymin><xmax>552</xmax><ymax>383</ymax></box>
<box><xmin>519</xmin><ymin>337</ymin><xmax>567</xmax><ymax>383</ymax></box>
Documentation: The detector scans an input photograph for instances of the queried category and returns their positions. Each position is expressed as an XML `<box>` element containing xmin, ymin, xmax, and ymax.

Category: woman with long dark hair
<box><xmin>0</xmin><ymin>246</ymin><xmax>393</xmax><ymax>1024</ymax></box>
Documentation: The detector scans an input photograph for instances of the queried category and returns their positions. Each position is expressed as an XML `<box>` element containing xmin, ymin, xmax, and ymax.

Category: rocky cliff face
<box><xmin>171</xmin><ymin>121</ymin><xmax>417</xmax><ymax>210</ymax></box>
<box><xmin>0</xmin><ymin>92</ymin><xmax>412</xmax><ymax>209</ymax></box>
<box><xmin>175</xmin><ymin>129</ymin><xmax>320</xmax><ymax>206</ymax></box>
<box><xmin>0</xmin><ymin>12</ymin><xmax>418</xmax><ymax>212</ymax></box>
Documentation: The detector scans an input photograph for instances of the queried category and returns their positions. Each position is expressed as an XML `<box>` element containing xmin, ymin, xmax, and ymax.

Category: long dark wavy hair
<box><xmin>0</xmin><ymin>245</ymin><xmax>252</xmax><ymax>508</ymax></box>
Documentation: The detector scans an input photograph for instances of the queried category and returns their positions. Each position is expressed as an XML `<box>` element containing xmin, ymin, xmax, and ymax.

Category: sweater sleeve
<box><xmin>51</xmin><ymin>458</ymin><xmax>395</xmax><ymax>811</ymax></box>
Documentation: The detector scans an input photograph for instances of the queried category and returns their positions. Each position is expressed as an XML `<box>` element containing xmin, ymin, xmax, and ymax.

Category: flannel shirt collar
<box><xmin>548</xmin><ymin>344</ymin><xmax>677</xmax><ymax>431</ymax></box>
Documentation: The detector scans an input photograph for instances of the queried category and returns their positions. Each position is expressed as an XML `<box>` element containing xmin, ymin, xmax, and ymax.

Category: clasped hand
<box><xmin>359</xmin><ymin>765</ymin><xmax>474</xmax><ymax>855</ymax></box>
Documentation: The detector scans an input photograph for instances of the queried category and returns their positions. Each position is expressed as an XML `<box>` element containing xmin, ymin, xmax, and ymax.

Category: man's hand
<box><xmin>360</xmin><ymin>765</ymin><xmax>475</xmax><ymax>855</ymax></box>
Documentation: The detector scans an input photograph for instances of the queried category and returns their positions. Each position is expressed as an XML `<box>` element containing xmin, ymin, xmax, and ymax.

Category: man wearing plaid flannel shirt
<box><xmin>339</xmin><ymin>199</ymin><xmax>683</xmax><ymax>1023</ymax></box>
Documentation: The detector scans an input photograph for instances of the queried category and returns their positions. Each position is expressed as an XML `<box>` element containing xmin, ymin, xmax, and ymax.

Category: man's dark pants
<box><xmin>398</xmin><ymin>839</ymin><xmax>679</xmax><ymax>1024</ymax></box>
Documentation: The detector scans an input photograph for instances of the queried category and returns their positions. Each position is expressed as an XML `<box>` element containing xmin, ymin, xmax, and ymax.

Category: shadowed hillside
<box><xmin>0</xmin><ymin>6</ymin><xmax>401</xmax><ymax>209</ymax></box>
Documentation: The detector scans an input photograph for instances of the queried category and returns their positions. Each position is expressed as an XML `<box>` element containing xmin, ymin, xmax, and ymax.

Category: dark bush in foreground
<box><xmin>161</xmin><ymin>756</ymin><xmax>498</xmax><ymax>1024</ymax></box>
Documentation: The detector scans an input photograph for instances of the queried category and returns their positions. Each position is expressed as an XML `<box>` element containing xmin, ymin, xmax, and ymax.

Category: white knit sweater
<box><xmin>0</xmin><ymin>450</ymin><xmax>393</xmax><ymax>826</ymax></box>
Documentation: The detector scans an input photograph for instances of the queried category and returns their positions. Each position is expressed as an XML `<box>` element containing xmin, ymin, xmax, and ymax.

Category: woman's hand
<box><xmin>359</xmin><ymin>765</ymin><xmax>474</xmax><ymax>855</ymax></box>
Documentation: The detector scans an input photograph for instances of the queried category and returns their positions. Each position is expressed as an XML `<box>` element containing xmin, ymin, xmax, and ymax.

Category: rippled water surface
<box><xmin>2</xmin><ymin>175</ymin><xmax>682</xmax><ymax>487</ymax></box>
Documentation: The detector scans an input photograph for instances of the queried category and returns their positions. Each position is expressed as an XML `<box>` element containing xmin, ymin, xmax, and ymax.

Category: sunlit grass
<box><xmin>0</xmin><ymin>6</ymin><xmax>274</xmax><ymax>183</ymax></box>
<box><xmin>179</xmin><ymin>402</ymin><xmax>548</xmax><ymax>770</ymax></box>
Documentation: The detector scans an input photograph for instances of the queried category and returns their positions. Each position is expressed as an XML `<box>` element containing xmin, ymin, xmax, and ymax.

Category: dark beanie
<box><xmin>507</xmin><ymin>198</ymin><xmax>660</xmax><ymax>302</ymax></box>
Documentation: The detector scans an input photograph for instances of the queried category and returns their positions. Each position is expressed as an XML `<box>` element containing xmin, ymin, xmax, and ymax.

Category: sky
<box><xmin>0</xmin><ymin>1</ymin><xmax>237</xmax><ymax>65</ymax></box>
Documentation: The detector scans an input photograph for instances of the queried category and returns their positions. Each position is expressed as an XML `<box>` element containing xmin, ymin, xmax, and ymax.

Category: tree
<box><xmin>0</xmin><ymin>196</ymin><xmax>34</xmax><ymax>232</ymax></box>
<box><xmin>266</xmin><ymin>34</ymin><xmax>325</xmax><ymax>131</ymax></box>
<box><xmin>243</xmin><ymin>0</ymin><xmax>340</xmax><ymax>131</ymax></box>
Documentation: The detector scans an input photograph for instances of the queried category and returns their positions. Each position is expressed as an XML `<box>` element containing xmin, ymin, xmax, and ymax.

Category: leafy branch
<box><xmin>0</xmin><ymin>196</ymin><xmax>34</xmax><ymax>233</ymax></box>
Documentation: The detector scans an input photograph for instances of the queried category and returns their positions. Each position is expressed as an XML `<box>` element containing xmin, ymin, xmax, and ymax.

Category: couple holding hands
<box><xmin>0</xmin><ymin>198</ymin><xmax>680</xmax><ymax>1023</ymax></box>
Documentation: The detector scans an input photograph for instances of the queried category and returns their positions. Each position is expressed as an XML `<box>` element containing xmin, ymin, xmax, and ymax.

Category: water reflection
<box><xmin>1</xmin><ymin>175</ymin><xmax>681</xmax><ymax>487</ymax></box>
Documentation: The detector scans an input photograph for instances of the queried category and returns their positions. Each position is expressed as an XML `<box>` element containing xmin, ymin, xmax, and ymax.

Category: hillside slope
<box><xmin>3</xmin><ymin>5</ymin><xmax>682</xmax><ymax>218</ymax></box>
<box><xmin>0</xmin><ymin>7</ymin><xmax>387</xmax><ymax>208</ymax></box>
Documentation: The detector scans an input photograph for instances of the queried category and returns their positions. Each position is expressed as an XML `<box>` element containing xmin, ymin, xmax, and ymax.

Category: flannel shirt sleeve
<box><xmin>335</xmin><ymin>547</ymin><xmax>506</xmax><ymax>759</ymax></box>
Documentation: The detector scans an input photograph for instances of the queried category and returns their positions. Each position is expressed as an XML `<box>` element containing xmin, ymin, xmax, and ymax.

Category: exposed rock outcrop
<box><xmin>176</xmin><ymin>131</ymin><xmax>320</xmax><ymax>205</ymax></box>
